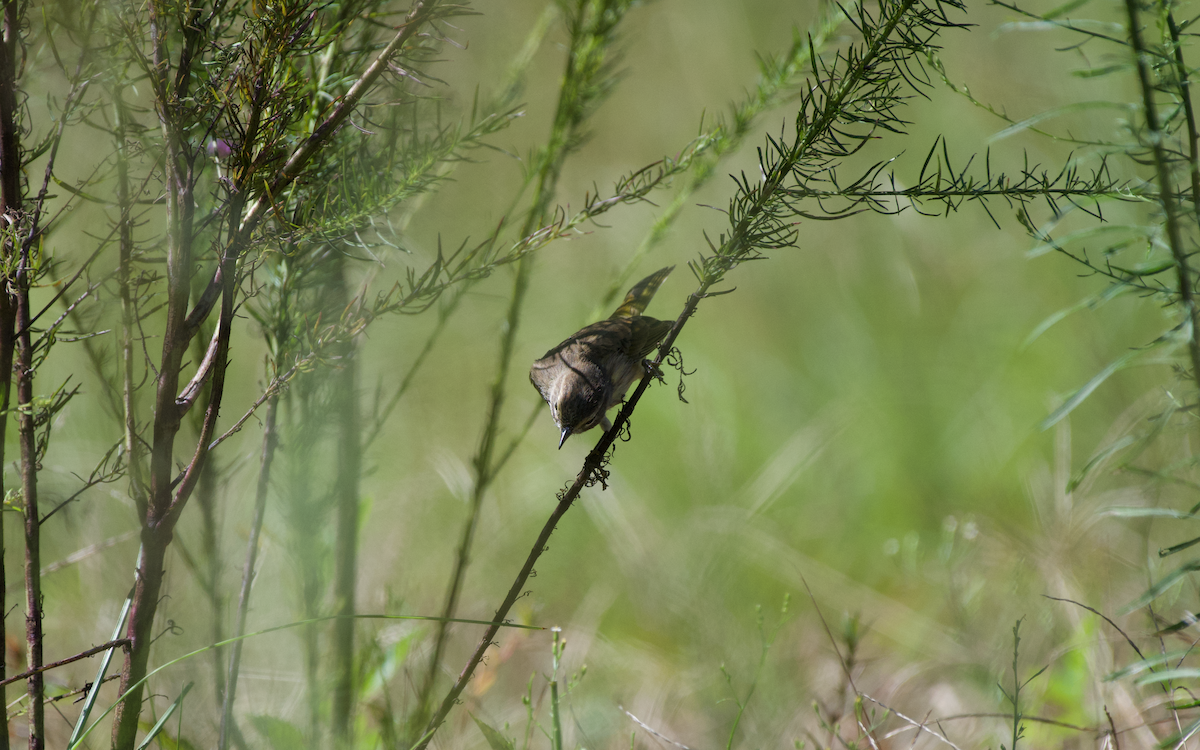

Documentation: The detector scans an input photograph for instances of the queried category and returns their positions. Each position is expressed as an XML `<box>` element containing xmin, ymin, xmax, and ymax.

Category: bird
<box><xmin>530</xmin><ymin>266</ymin><xmax>674</xmax><ymax>449</ymax></box>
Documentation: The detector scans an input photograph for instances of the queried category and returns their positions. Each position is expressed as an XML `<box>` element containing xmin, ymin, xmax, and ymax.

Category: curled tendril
<box><xmin>586</xmin><ymin>461</ymin><xmax>611</xmax><ymax>490</ymax></box>
<box><xmin>665</xmin><ymin>346</ymin><xmax>696</xmax><ymax>403</ymax></box>
<box><xmin>618</xmin><ymin>417</ymin><xmax>633</xmax><ymax>442</ymax></box>
<box><xmin>152</xmin><ymin>619</ymin><xmax>184</xmax><ymax>645</ymax></box>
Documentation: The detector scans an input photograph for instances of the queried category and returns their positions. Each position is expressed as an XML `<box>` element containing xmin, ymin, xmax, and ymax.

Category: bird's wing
<box><xmin>610</xmin><ymin>266</ymin><xmax>674</xmax><ymax>319</ymax></box>
<box><xmin>626</xmin><ymin>316</ymin><xmax>673</xmax><ymax>360</ymax></box>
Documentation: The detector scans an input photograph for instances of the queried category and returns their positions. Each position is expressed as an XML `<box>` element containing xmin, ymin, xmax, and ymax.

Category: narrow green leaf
<box><xmin>1157</xmin><ymin>716</ymin><xmax>1200</xmax><ymax>749</ymax></box>
<box><xmin>1109</xmin><ymin>259</ymin><xmax>1175</xmax><ymax>276</ymax></box>
<box><xmin>1068</xmin><ymin>435</ymin><xmax>1136</xmax><ymax>491</ymax></box>
<box><xmin>1040</xmin><ymin>351</ymin><xmax>1137</xmax><ymax>430</ymax></box>
<box><xmin>989</xmin><ymin>101</ymin><xmax>1132</xmax><ymax>143</ymax></box>
<box><xmin>1073</xmin><ymin>63</ymin><xmax>1132</xmax><ymax>78</ymax></box>
<box><xmin>1103</xmin><ymin>507</ymin><xmax>1200</xmax><ymax>519</ymax></box>
<box><xmin>1104</xmin><ymin>649</ymin><xmax>1191</xmax><ymax>681</ymax></box>
<box><xmin>1023</xmin><ymin>283</ymin><xmax>1131</xmax><ymax>349</ymax></box>
<box><xmin>1135</xmin><ymin>667</ymin><xmax>1200</xmax><ymax>685</ymax></box>
<box><xmin>1041</xmin><ymin>325</ymin><xmax>1183</xmax><ymax>431</ymax></box>
<box><xmin>473</xmin><ymin>713</ymin><xmax>516</xmax><ymax>750</ymax></box>
<box><xmin>1026</xmin><ymin>224</ymin><xmax>1150</xmax><ymax>258</ymax></box>
<box><xmin>68</xmin><ymin>577</ymin><xmax>135</xmax><ymax>748</ymax></box>
<box><xmin>1160</xmin><ymin>536</ymin><xmax>1200</xmax><ymax>557</ymax></box>
<box><xmin>361</xmin><ymin>629</ymin><xmax>419</xmax><ymax>697</ymax></box>
<box><xmin>1154</xmin><ymin>617</ymin><xmax>1196</xmax><ymax>635</ymax></box>
<box><xmin>250</xmin><ymin>715</ymin><xmax>307</xmax><ymax>750</ymax></box>
<box><xmin>1120</xmin><ymin>559</ymin><xmax>1200</xmax><ymax>614</ymax></box>
<box><xmin>136</xmin><ymin>682</ymin><xmax>193</xmax><ymax>750</ymax></box>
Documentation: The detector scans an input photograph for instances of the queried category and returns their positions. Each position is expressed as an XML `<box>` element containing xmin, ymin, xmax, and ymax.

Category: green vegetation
<box><xmin>0</xmin><ymin>0</ymin><xmax>1194</xmax><ymax>748</ymax></box>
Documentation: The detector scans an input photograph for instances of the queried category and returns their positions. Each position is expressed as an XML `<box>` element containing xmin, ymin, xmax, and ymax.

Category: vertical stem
<box><xmin>1124</xmin><ymin>0</ymin><xmax>1200</xmax><ymax>389</ymax></box>
<box><xmin>304</xmin><ymin>591</ymin><xmax>320</xmax><ymax>742</ymax></box>
<box><xmin>18</xmin><ymin>266</ymin><xmax>42</xmax><ymax>750</ymax></box>
<box><xmin>0</xmin><ymin>0</ymin><xmax>28</xmax><ymax>745</ymax></box>
<box><xmin>282</xmin><ymin>381</ymin><xmax>324</xmax><ymax>744</ymax></box>
<box><xmin>188</xmin><ymin>323</ymin><xmax>223</xmax><ymax>706</ymax></box>
<box><xmin>414</xmin><ymin>256</ymin><xmax>532</xmax><ymax>730</ymax></box>
<box><xmin>414</xmin><ymin>2</ymin><xmax>623</xmax><ymax>729</ymax></box>
<box><xmin>195</xmin><ymin>454</ymin><xmax>225</xmax><ymax>703</ymax></box>
<box><xmin>114</xmin><ymin>82</ymin><xmax>145</xmax><ymax>523</ymax></box>
<box><xmin>0</xmin><ymin>1</ymin><xmax>18</xmax><ymax>748</ymax></box>
<box><xmin>332</xmin><ymin>269</ymin><xmax>362</xmax><ymax>744</ymax></box>
<box><xmin>285</xmin><ymin>392</ymin><xmax>324</xmax><ymax>744</ymax></box>
<box><xmin>113</xmin><ymin>532</ymin><xmax>168</xmax><ymax>749</ymax></box>
<box><xmin>1167</xmin><ymin>11</ymin><xmax>1200</xmax><ymax>224</ymax></box>
<box><xmin>1009</xmin><ymin>620</ymin><xmax>1024</xmax><ymax>750</ymax></box>
<box><xmin>549</xmin><ymin>629</ymin><xmax>563</xmax><ymax>750</ymax></box>
<box><xmin>219</xmin><ymin>396</ymin><xmax>279</xmax><ymax>750</ymax></box>
<box><xmin>0</xmin><ymin>311</ymin><xmax>10</xmax><ymax>750</ymax></box>
<box><xmin>113</xmin><ymin>3</ymin><xmax>198</xmax><ymax>744</ymax></box>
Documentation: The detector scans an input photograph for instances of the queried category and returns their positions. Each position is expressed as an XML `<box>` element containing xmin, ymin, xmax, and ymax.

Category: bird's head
<box><xmin>551</xmin><ymin>378</ymin><xmax>609</xmax><ymax>449</ymax></box>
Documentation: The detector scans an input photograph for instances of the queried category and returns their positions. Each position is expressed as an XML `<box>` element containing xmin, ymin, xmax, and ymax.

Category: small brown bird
<box><xmin>530</xmin><ymin>267</ymin><xmax>675</xmax><ymax>448</ymax></box>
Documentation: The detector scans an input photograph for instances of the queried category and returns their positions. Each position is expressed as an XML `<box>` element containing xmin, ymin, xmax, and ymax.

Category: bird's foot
<box><xmin>643</xmin><ymin>358</ymin><xmax>665</xmax><ymax>383</ymax></box>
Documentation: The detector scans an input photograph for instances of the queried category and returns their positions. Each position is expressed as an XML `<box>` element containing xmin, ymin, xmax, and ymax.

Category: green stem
<box><xmin>1124</xmin><ymin>0</ymin><xmax>1200</xmax><ymax>392</ymax></box>
<box><xmin>218</xmin><ymin>396</ymin><xmax>280</xmax><ymax>750</ymax></box>
<box><xmin>412</xmin><ymin>0</ymin><xmax>633</xmax><ymax>733</ymax></box>
<box><xmin>412</xmin><ymin>2</ymin><xmax>928</xmax><ymax>744</ymax></box>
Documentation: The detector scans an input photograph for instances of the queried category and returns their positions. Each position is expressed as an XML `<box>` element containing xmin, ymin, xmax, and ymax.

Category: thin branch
<box><xmin>0</xmin><ymin>640</ymin><xmax>130</xmax><ymax>689</ymax></box>
<box><xmin>620</xmin><ymin>707</ymin><xmax>695</xmax><ymax>750</ymax></box>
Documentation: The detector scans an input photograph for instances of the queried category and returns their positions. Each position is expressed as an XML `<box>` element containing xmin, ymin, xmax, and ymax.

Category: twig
<box><xmin>801</xmin><ymin>576</ymin><xmax>881</xmax><ymax>750</ymax></box>
<box><xmin>864</xmin><ymin>694</ymin><xmax>963</xmax><ymax>750</ymax></box>
<box><xmin>1106</xmin><ymin>705</ymin><xmax>1121</xmax><ymax>750</ymax></box>
<box><xmin>218</xmin><ymin>396</ymin><xmax>279</xmax><ymax>750</ymax></box>
<box><xmin>40</xmin><ymin>531</ymin><xmax>138</xmax><ymax>576</ymax></box>
<box><xmin>620</xmin><ymin>706</ymin><xmax>696</xmax><ymax>750</ymax></box>
<box><xmin>205</xmin><ymin>360</ymin><xmax>305</xmax><ymax>452</ymax></box>
<box><xmin>1043</xmin><ymin>595</ymin><xmax>1146</xmax><ymax>661</ymax></box>
<box><xmin>0</xmin><ymin>640</ymin><xmax>130</xmax><ymax>689</ymax></box>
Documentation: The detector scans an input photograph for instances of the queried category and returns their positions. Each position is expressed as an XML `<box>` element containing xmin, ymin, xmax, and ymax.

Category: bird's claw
<box><xmin>642</xmin><ymin>358</ymin><xmax>665</xmax><ymax>383</ymax></box>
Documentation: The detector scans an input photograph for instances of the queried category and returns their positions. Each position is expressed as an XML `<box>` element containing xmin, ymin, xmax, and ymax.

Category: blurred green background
<box><xmin>27</xmin><ymin>0</ymin><xmax>1186</xmax><ymax>747</ymax></box>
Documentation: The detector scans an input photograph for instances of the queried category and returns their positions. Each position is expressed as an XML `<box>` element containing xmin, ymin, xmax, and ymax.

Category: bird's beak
<box><xmin>558</xmin><ymin>426</ymin><xmax>571</xmax><ymax>450</ymax></box>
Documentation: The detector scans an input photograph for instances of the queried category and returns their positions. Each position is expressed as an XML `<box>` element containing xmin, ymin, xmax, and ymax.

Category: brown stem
<box><xmin>0</xmin><ymin>0</ymin><xmax>42</xmax><ymax>742</ymax></box>
<box><xmin>112</xmin><ymin>532</ymin><xmax>168</xmax><ymax>750</ymax></box>
<box><xmin>184</xmin><ymin>312</ymin><xmax>225</xmax><ymax>709</ymax></box>
<box><xmin>0</xmin><ymin>2</ymin><xmax>18</xmax><ymax>749</ymax></box>
<box><xmin>218</xmin><ymin>396</ymin><xmax>279</xmax><ymax>750</ymax></box>
<box><xmin>114</xmin><ymin>3</ymin><xmax>445</xmax><ymax>745</ymax></box>
<box><xmin>18</xmin><ymin>272</ymin><xmax>43</xmax><ymax>750</ymax></box>
<box><xmin>0</xmin><ymin>640</ymin><xmax>129</xmax><ymax>690</ymax></box>
<box><xmin>111</xmin><ymin>2</ymin><xmax>199</xmax><ymax>744</ymax></box>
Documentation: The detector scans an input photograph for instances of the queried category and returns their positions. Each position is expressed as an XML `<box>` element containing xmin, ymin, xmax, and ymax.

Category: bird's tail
<box><xmin>610</xmin><ymin>265</ymin><xmax>674</xmax><ymax>319</ymax></box>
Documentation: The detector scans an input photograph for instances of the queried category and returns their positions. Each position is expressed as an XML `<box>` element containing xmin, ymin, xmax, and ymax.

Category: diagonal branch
<box><xmin>413</xmin><ymin>1</ymin><xmax>964</xmax><ymax>743</ymax></box>
<box><xmin>182</xmin><ymin>0</ymin><xmax>444</xmax><ymax>342</ymax></box>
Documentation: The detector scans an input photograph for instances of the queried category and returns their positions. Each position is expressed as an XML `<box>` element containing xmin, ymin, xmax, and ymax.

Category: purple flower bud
<box><xmin>207</xmin><ymin>138</ymin><xmax>232</xmax><ymax>160</ymax></box>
